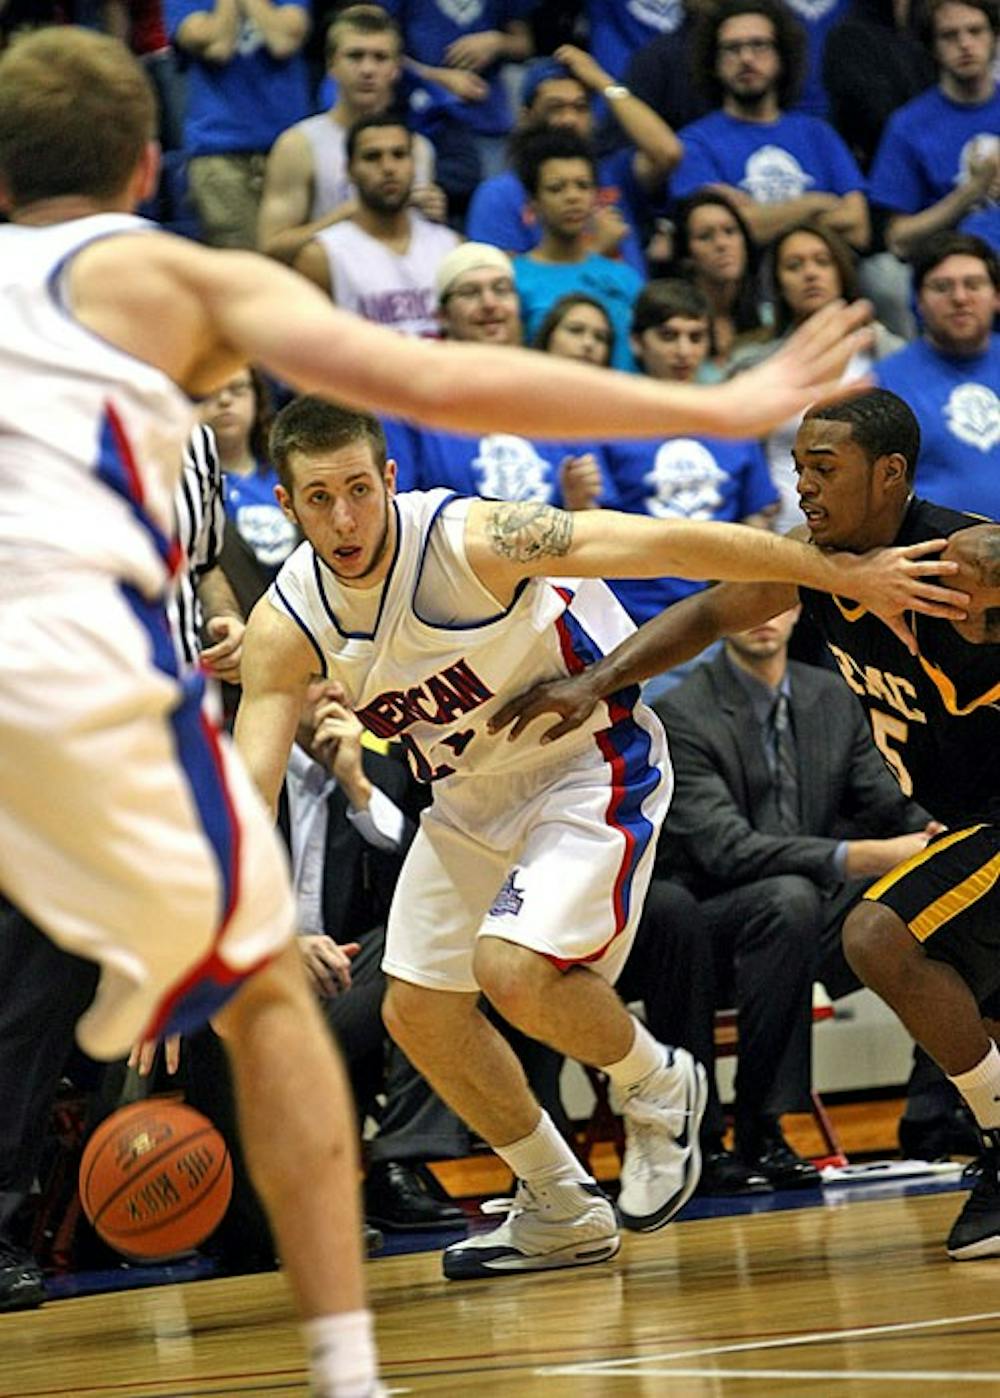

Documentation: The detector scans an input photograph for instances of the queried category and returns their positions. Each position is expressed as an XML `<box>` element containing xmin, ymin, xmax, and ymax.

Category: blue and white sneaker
<box><xmin>616</xmin><ymin>1046</ymin><xmax>708</xmax><ymax>1232</ymax></box>
<box><xmin>442</xmin><ymin>1178</ymin><xmax>620</xmax><ymax>1280</ymax></box>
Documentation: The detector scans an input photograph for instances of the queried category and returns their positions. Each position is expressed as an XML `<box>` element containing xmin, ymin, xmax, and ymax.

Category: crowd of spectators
<box><xmin>0</xmin><ymin>0</ymin><xmax>997</xmax><ymax>1303</ymax></box>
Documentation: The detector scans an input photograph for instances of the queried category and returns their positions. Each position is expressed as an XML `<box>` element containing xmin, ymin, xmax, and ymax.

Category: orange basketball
<box><xmin>79</xmin><ymin>1100</ymin><xmax>233</xmax><ymax>1261</ymax></box>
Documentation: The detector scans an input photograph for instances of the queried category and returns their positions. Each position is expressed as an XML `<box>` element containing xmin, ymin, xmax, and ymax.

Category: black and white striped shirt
<box><xmin>169</xmin><ymin>424</ymin><xmax>226</xmax><ymax>669</ymax></box>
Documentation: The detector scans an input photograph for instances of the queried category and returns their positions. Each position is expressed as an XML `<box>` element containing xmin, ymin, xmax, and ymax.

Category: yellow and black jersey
<box><xmin>800</xmin><ymin>497</ymin><xmax>1000</xmax><ymax>828</ymax></box>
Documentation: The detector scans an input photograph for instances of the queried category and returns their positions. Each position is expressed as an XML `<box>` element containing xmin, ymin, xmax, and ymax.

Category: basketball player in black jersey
<box><xmin>492</xmin><ymin>387</ymin><xmax>1000</xmax><ymax>1261</ymax></box>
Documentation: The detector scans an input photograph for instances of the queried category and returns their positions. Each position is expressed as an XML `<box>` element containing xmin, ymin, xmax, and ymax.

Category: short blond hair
<box><xmin>0</xmin><ymin>28</ymin><xmax>155</xmax><ymax>208</ymax></box>
<box><xmin>326</xmin><ymin>5</ymin><xmax>401</xmax><ymax>62</ymax></box>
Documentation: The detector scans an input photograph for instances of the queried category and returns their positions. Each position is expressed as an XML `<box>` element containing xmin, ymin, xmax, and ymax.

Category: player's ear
<box><xmin>879</xmin><ymin>451</ymin><xmax>909</xmax><ymax>491</ymax></box>
<box><xmin>383</xmin><ymin>458</ymin><xmax>398</xmax><ymax>497</ymax></box>
<box><xmin>275</xmin><ymin>483</ymin><xmax>297</xmax><ymax>524</ymax></box>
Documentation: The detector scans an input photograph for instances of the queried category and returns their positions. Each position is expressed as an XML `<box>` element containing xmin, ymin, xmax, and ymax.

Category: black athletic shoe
<box><xmin>0</xmin><ymin>1240</ymin><xmax>44</xmax><ymax>1313</ymax></box>
<box><xmin>947</xmin><ymin>1135</ymin><xmax>1000</xmax><ymax>1261</ymax></box>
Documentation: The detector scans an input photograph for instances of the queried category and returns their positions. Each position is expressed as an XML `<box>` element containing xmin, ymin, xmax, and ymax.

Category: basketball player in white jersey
<box><xmin>233</xmin><ymin>395</ymin><xmax>969</xmax><ymax>1280</ymax></box>
<box><xmin>0</xmin><ymin>27</ymin><xmax>965</xmax><ymax>1392</ymax></box>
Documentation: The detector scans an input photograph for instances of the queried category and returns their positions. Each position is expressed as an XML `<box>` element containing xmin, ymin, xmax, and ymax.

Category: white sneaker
<box><xmin>616</xmin><ymin>1046</ymin><xmax>708</xmax><ymax>1232</ymax></box>
<box><xmin>442</xmin><ymin>1178</ymin><xmax>620</xmax><ymax>1280</ymax></box>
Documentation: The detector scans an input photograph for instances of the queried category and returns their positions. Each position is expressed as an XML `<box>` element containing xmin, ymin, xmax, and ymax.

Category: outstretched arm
<box><xmin>74</xmin><ymin>234</ymin><xmax>875</xmax><ymax>444</ymax></box>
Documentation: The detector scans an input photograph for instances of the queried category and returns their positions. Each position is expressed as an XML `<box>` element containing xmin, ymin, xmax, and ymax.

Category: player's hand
<box><xmin>554</xmin><ymin>43</ymin><xmax>611</xmax><ymax>93</ymax></box>
<box><xmin>830</xmin><ymin>538</ymin><xmax>969</xmax><ymax>653</ymax></box>
<box><xmin>445</xmin><ymin>29</ymin><xmax>504</xmax><ymax>71</ymax></box>
<box><xmin>409</xmin><ymin>182</ymin><xmax>448</xmax><ymax>223</ymax></box>
<box><xmin>717</xmin><ymin>300</ymin><xmax>875</xmax><ymax>437</ymax></box>
<box><xmin>128</xmin><ymin>1034</ymin><xmax>182</xmax><ymax>1078</ymax></box>
<box><xmin>488</xmin><ymin>671</ymin><xmax>602</xmax><ymax>744</ymax></box>
<box><xmin>297</xmin><ymin>935</ymin><xmax>360</xmax><ymax>998</ymax></box>
<box><xmin>201</xmin><ymin>614</ymin><xmax>244</xmax><ymax>683</ymax></box>
<box><xmin>559</xmin><ymin>454</ymin><xmax>603</xmax><ymax>510</ymax></box>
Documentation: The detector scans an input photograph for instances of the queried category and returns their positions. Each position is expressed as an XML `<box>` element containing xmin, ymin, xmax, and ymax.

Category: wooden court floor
<box><xmin>5</xmin><ymin>1185</ymin><xmax>1000</xmax><ymax>1397</ymax></box>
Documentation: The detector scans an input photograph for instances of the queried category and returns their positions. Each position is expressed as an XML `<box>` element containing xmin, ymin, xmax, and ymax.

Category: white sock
<box><xmin>601</xmin><ymin>1017</ymin><xmax>668</xmax><ymax>1096</ymax></box>
<box><xmin>304</xmin><ymin>1310</ymin><xmax>380</xmax><ymax>1398</ymax></box>
<box><xmin>496</xmin><ymin>1111</ymin><xmax>590</xmax><ymax>1187</ymax></box>
<box><xmin>949</xmin><ymin>1042</ymin><xmax>1000</xmax><ymax>1130</ymax></box>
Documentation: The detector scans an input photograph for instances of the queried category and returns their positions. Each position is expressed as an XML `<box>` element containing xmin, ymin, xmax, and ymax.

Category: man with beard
<box><xmin>875</xmin><ymin>232</ymin><xmax>1000</xmax><ymax>518</ymax></box>
<box><xmin>294</xmin><ymin>114</ymin><xmax>459</xmax><ymax>337</ymax></box>
<box><xmin>671</xmin><ymin>0</ymin><xmax>870</xmax><ymax>250</ymax></box>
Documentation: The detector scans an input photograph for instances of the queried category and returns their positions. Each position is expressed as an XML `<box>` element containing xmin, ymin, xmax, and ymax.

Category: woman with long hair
<box><xmin>533</xmin><ymin>292</ymin><xmax>616</xmax><ymax>367</ymax></box>
<box><xmin>200</xmin><ymin>368</ymin><xmax>300</xmax><ymax>593</ymax></box>
<box><xmin>728</xmin><ymin>221</ymin><xmax>904</xmax><ymax>532</ymax></box>
<box><xmin>673</xmin><ymin>191</ymin><xmax>765</xmax><ymax>379</ymax></box>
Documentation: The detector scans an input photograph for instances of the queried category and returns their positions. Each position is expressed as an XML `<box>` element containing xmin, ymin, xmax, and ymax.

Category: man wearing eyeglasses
<box><xmin>876</xmin><ymin>231</ymin><xmax>1000</xmax><ymax>519</ymax></box>
<box><xmin>671</xmin><ymin>0</ymin><xmax>869</xmax><ymax>250</ymax></box>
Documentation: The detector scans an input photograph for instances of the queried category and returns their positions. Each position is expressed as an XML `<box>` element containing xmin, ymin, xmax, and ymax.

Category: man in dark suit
<box><xmin>653</xmin><ymin>606</ymin><xmax>937</xmax><ymax>1186</ymax></box>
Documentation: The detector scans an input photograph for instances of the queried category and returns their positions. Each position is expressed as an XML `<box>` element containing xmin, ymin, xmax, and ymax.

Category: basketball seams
<box><xmin>112</xmin><ymin>1152</ymin><xmax>232</xmax><ymax>1251</ymax></box>
<box><xmin>84</xmin><ymin>1119</ymin><xmax>218</xmax><ymax>1227</ymax></box>
<box><xmin>80</xmin><ymin>1101</ymin><xmax>206</xmax><ymax>1206</ymax></box>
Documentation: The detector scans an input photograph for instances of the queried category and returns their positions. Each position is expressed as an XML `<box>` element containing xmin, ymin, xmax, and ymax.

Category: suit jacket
<box><xmin>653</xmin><ymin>652</ymin><xmax>927</xmax><ymax>899</ymax></box>
<box><xmin>278</xmin><ymin>746</ymin><xmax>424</xmax><ymax>942</ymax></box>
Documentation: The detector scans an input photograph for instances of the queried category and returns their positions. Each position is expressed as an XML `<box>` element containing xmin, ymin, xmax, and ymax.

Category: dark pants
<box><xmin>700</xmin><ymin>874</ymin><xmax>866</xmax><ymax>1129</ymax></box>
<box><xmin>0</xmin><ymin>899</ymin><xmax>99</xmax><ymax>1234</ymax></box>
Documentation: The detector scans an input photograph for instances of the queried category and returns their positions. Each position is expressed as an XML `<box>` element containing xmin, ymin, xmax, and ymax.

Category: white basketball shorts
<box><xmin>383</xmin><ymin>705</ymin><xmax>672</xmax><ymax>992</ymax></box>
<box><xmin>0</xmin><ymin>574</ymin><xmax>296</xmax><ymax>1060</ymax></box>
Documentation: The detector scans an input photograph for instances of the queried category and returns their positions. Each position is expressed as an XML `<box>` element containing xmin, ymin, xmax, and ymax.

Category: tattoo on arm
<box><xmin>485</xmin><ymin>502</ymin><xmax>574</xmax><ymax>563</ymax></box>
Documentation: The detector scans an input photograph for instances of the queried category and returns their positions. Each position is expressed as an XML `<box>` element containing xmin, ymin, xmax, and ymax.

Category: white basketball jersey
<box><xmin>268</xmin><ymin>490</ymin><xmax>653</xmax><ymax>782</ymax></box>
<box><xmin>0</xmin><ymin>214</ymin><xmax>193</xmax><ymax>594</ymax></box>
<box><xmin>296</xmin><ymin>113</ymin><xmax>436</xmax><ymax>219</ymax></box>
<box><xmin>315</xmin><ymin>215</ymin><xmax>459</xmax><ymax>336</ymax></box>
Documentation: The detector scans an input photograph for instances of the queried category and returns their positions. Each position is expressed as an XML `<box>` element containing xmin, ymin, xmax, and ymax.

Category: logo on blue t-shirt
<box><xmin>786</xmin><ymin>0</ymin><xmax>839</xmax><ymax>19</ymax></box>
<box><xmin>742</xmin><ymin>146</ymin><xmax>816</xmax><ymax>202</ymax></box>
<box><xmin>944</xmin><ymin>383</ymin><xmax>1000</xmax><ymax>452</ymax></box>
<box><xmin>644</xmin><ymin>440</ymin><xmax>728</xmax><ymax>519</ymax></box>
<box><xmin>472</xmin><ymin>434</ymin><xmax>554</xmax><ymax>502</ymax></box>
<box><xmin>628</xmin><ymin>0</ymin><xmax>684</xmax><ymax>27</ymax></box>
<box><xmin>437</xmin><ymin>0</ymin><xmax>485</xmax><ymax>22</ymax></box>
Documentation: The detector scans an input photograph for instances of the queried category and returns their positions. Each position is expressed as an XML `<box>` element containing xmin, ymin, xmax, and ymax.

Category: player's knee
<box><xmin>381</xmin><ymin>977</ymin><xmax>457</xmax><ymax>1059</ymax></box>
<box><xmin>473</xmin><ymin>938</ymin><xmax>551</xmax><ymax>1030</ymax></box>
<box><xmin>842</xmin><ymin>902</ymin><xmax>912</xmax><ymax>987</ymax></box>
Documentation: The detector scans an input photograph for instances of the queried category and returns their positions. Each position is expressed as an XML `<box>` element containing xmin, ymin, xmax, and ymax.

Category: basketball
<box><xmin>79</xmin><ymin>1100</ymin><xmax>233</xmax><ymax>1262</ymax></box>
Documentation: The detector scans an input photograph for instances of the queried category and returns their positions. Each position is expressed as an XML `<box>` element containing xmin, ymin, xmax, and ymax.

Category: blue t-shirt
<box><xmin>604</xmin><ymin>433</ymin><xmax>778</xmax><ymax>622</ymax></box>
<box><xmin>869</xmin><ymin>86</ymin><xmax>1000</xmax><ymax>246</ymax></box>
<box><xmin>875</xmin><ymin>336</ymin><xmax>1000</xmax><ymax>520</ymax></box>
<box><xmin>785</xmin><ymin>0</ymin><xmax>851</xmax><ymax>119</ymax></box>
<box><xmin>222</xmin><ymin>465</ymin><xmax>300</xmax><ymax>575</ymax></box>
<box><xmin>466</xmin><ymin>151</ymin><xmax>651</xmax><ymax>275</ymax></box>
<box><xmin>380</xmin><ymin>0</ymin><xmax>538</xmax><ymax>136</ymax></box>
<box><xmin>513</xmin><ymin>253</ymin><xmax>644</xmax><ymax>371</ymax></box>
<box><xmin>388</xmin><ymin>421</ymin><xmax>619</xmax><ymax>508</ymax></box>
<box><xmin>585</xmin><ymin>0</ymin><xmax>685</xmax><ymax>81</ymax></box>
<box><xmin>167</xmin><ymin>0</ymin><xmax>311</xmax><ymax>156</ymax></box>
<box><xmin>671</xmin><ymin>110</ymin><xmax>865</xmax><ymax>204</ymax></box>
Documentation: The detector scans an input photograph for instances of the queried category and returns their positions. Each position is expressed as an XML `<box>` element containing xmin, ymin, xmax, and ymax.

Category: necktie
<box><xmin>770</xmin><ymin>691</ymin><xmax>799</xmax><ymax>833</ymax></box>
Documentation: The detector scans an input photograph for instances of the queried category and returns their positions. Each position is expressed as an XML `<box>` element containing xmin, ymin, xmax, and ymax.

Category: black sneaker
<box><xmin>947</xmin><ymin>1135</ymin><xmax>1000</xmax><ymax>1261</ymax></box>
<box><xmin>0</xmin><ymin>1240</ymin><xmax>45</xmax><ymax>1313</ymax></box>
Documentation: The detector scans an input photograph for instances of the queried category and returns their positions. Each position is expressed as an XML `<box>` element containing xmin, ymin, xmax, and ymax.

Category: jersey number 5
<box><xmin>871</xmin><ymin>710</ymin><xmax>913</xmax><ymax>797</ymax></box>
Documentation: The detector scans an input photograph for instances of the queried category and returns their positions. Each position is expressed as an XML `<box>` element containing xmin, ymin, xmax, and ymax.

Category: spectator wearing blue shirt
<box><xmin>875</xmin><ymin>232</ymin><xmax>1000</xmax><ymax>519</ymax></box>
<box><xmin>511</xmin><ymin>128</ymin><xmax>645</xmax><ymax>370</ymax></box>
<box><xmin>672</xmin><ymin>0</ymin><xmax>870</xmax><ymax>251</ymax></box>
<box><xmin>466</xmin><ymin>51</ymin><xmax>682</xmax><ymax>278</ymax></box>
<box><xmin>379</xmin><ymin>0</ymin><xmax>537</xmax><ymax>181</ymax></box>
<box><xmin>393</xmin><ymin>244</ymin><xmax>616</xmax><ymax>510</ymax></box>
<box><xmin>869</xmin><ymin>0</ymin><xmax>1000</xmax><ymax>261</ymax></box>
<box><xmin>167</xmin><ymin>0</ymin><xmax>311</xmax><ymax>247</ymax></box>
<box><xmin>585</xmin><ymin>0</ymin><xmax>686</xmax><ymax>82</ymax></box>
<box><xmin>604</xmin><ymin>281</ymin><xmax>778</xmax><ymax>698</ymax></box>
<box><xmin>199</xmin><ymin>368</ymin><xmax>300</xmax><ymax>584</ymax></box>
